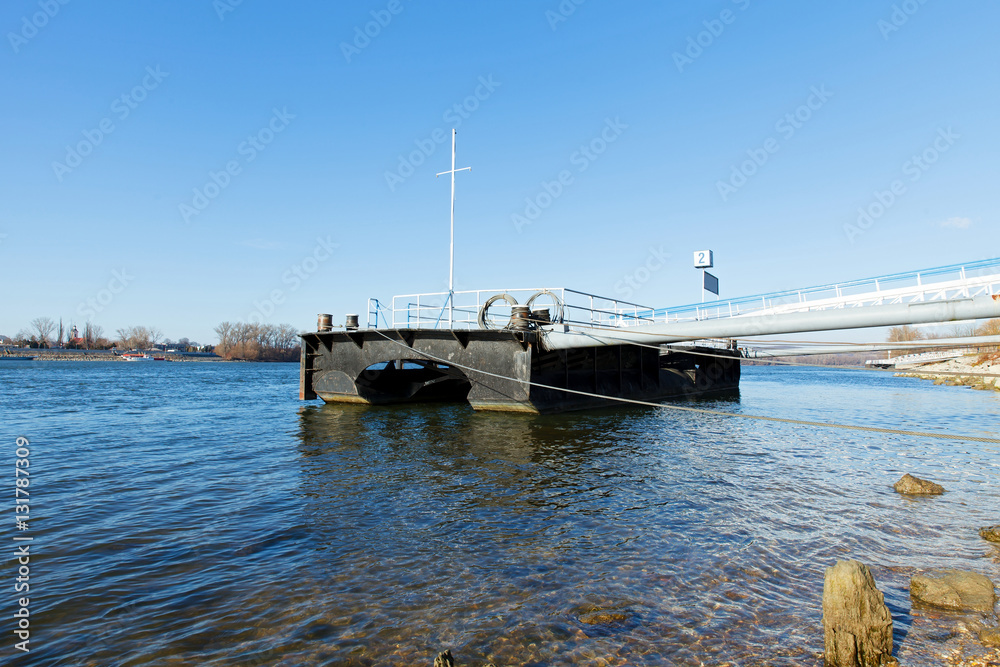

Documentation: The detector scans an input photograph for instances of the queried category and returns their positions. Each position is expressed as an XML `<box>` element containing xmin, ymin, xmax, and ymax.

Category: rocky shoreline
<box><xmin>818</xmin><ymin>474</ymin><xmax>1000</xmax><ymax>667</ymax></box>
<box><xmin>895</xmin><ymin>354</ymin><xmax>1000</xmax><ymax>392</ymax></box>
<box><xmin>428</xmin><ymin>474</ymin><xmax>1000</xmax><ymax>667</ymax></box>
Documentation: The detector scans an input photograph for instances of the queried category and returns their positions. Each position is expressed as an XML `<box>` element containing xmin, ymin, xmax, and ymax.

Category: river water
<box><xmin>1</xmin><ymin>361</ymin><xmax>998</xmax><ymax>666</ymax></box>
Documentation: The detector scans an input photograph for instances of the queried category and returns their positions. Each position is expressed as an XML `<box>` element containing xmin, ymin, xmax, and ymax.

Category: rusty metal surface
<box><xmin>300</xmin><ymin>329</ymin><xmax>740</xmax><ymax>414</ymax></box>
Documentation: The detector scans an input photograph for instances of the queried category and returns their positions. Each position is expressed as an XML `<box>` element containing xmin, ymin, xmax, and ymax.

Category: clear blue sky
<box><xmin>2</xmin><ymin>1</ymin><xmax>997</xmax><ymax>344</ymax></box>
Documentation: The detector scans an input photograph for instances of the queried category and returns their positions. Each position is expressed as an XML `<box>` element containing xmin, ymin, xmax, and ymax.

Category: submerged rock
<box><xmin>979</xmin><ymin>626</ymin><xmax>1000</xmax><ymax>648</ymax></box>
<box><xmin>980</xmin><ymin>525</ymin><xmax>1000</xmax><ymax>543</ymax></box>
<box><xmin>910</xmin><ymin>569</ymin><xmax>997</xmax><ymax>613</ymax></box>
<box><xmin>892</xmin><ymin>474</ymin><xmax>944</xmax><ymax>495</ymax></box>
<box><xmin>822</xmin><ymin>559</ymin><xmax>894</xmax><ymax>666</ymax></box>
<box><xmin>578</xmin><ymin>610</ymin><xmax>629</xmax><ymax>625</ymax></box>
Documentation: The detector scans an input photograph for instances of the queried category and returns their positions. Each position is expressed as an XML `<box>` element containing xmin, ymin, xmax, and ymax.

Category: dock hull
<box><xmin>300</xmin><ymin>329</ymin><xmax>740</xmax><ymax>414</ymax></box>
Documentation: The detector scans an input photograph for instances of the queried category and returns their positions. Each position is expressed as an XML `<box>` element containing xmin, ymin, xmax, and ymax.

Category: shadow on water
<box><xmin>286</xmin><ymin>397</ymin><xmax>813</xmax><ymax>666</ymax></box>
<box><xmin>296</xmin><ymin>386</ymin><xmax>742</xmax><ymax>457</ymax></box>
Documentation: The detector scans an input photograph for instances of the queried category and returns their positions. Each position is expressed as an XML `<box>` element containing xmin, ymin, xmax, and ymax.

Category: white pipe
<box><xmin>540</xmin><ymin>295</ymin><xmax>1000</xmax><ymax>351</ymax></box>
<box><xmin>742</xmin><ymin>334</ymin><xmax>1000</xmax><ymax>357</ymax></box>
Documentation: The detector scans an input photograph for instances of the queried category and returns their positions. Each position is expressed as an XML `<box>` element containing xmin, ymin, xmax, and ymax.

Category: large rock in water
<box><xmin>433</xmin><ymin>650</ymin><xmax>455</xmax><ymax>667</ymax></box>
<box><xmin>980</xmin><ymin>525</ymin><xmax>1000</xmax><ymax>543</ymax></box>
<box><xmin>823</xmin><ymin>560</ymin><xmax>894</xmax><ymax>667</ymax></box>
<box><xmin>892</xmin><ymin>474</ymin><xmax>944</xmax><ymax>495</ymax></box>
<box><xmin>910</xmin><ymin>569</ymin><xmax>997</xmax><ymax>613</ymax></box>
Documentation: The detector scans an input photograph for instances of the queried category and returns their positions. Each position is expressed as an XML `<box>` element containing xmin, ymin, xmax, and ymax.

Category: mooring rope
<box><xmin>369</xmin><ymin>330</ymin><xmax>1000</xmax><ymax>445</ymax></box>
<box><xmin>556</xmin><ymin>322</ymin><xmax>1000</xmax><ymax>378</ymax></box>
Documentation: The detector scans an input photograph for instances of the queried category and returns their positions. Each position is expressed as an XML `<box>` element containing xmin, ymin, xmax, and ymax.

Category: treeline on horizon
<box><xmin>886</xmin><ymin>318</ymin><xmax>1000</xmax><ymax>359</ymax></box>
<box><xmin>4</xmin><ymin>317</ymin><xmax>304</xmax><ymax>362</ymax></box>
<box><xmin>3</xmin><ymin>319</ymin><xmax>193</xmax><ymax>351</ymax></box>
<box><xmin>213</xmin><ymin>322</ymin><xmax>301</xmax><ymax>362</ymax></box>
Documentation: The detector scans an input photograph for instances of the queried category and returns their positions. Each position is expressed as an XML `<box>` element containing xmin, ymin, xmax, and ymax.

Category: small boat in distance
<box><xmin>121</xmin><ymin>353</ymin><xmax>153</xmax><ymax>361</ymax></box>
<box><xmin>0</xmin><ymin>355</ymin><xmax>36</xmax><ymax>361</ymax></box>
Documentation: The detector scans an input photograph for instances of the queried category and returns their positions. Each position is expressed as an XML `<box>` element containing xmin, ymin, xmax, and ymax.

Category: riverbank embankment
<box><xmin>896</xmin><ymin>353</ymin><xmax>1000</xmax><ymax>391</ymax></box>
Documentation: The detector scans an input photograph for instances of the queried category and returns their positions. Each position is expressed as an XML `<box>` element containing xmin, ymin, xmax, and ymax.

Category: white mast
<box><xmin>436</xmin><ymin>129</ymin><xmax>471</xmax><ymax>328</ymax></box>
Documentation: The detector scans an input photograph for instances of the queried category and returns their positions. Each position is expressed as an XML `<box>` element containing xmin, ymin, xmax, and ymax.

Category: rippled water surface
<box><xmin>2</xmin><ymin>361</ymin><xmax>998</xmax><ymax>666</ymax></box>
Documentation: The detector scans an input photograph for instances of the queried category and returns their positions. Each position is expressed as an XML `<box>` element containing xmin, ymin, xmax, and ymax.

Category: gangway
<box><xmin>653</xmin><ymin>258</ymin><xmax>1000</xmax><ymax>323</ymax></box>
<box><xmin>363</xmin><ymin>259</ymin><xmax>1000</xmax><ymax>350</ymax></box>
<box><xmin>538</xmin><ymin>259</ymin><xmax>1000</xmax><ymax>350</ymax></box>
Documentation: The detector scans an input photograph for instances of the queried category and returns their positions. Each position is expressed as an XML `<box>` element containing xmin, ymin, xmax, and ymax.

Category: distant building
<box><xmin>67</xmin><ymin>324</ymin><xmax>85</xmax><ymax>348</ymax></box>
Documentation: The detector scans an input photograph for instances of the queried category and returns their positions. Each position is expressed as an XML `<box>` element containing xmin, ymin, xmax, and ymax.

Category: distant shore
<box><xmin>2</xmin><ymin>349</ymin><xmax>226</xmax><ymax>362</ymax></box>
<box><xmin>895</xmin><ymin>354</ymin><xmax>1000</xmax><ymax>391</ymax></box>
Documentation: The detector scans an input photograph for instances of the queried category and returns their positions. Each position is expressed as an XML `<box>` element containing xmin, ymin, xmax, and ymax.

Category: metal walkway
<box><xmin>654</xmin><ymin>258</ymin><xmax>1000</xmax><ymax>324</ymax></box>
<box><xmin>363</xmin><ymin>259</ymin><xmax>1000</xmax><ymax>350</ymax></box>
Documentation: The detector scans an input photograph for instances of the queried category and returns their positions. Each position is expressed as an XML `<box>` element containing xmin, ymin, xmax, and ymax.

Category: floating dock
<box><xmin>300</xmin><ymin>260</ymin><xmax>1000</xmax><ymax>413</ymax></box>
<box><xmin>300</xmin><ymin>288</ymin><xmax>741</xmax><ymax>413</ymax></box>
<box><xmin>300</xmin><ymin>328</ymin><xmax>740</xmax><ymax>413</ymax></box>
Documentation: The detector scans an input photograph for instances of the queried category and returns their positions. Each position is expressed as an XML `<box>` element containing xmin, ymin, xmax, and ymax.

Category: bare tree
<box><xmin>948</xmin><ymin>323</ymin><xmax>976</xmax><ymax>338</ymax></box>
<box><xmin>976</xmin><ymin>318</ymin><xmax>1000</xmax><ymax>337</ymax></box>
<box><xmin>886</xmin><ymin>325</ymin><xmax>927</xmax><ymax>359</ymax></box>
<box><xmin>887</xmin><ymin>325</ymin><xmax>925</xmax><ymax>342</ymax></box>
<box><xmin>30</xmin><ymin>317</ymin><xmax>56</xmax><ymax>347</ymax></box>
<box><xmin>83</xmin><ymin>322</ymin><xmax>104</xmax><ymax>349</ymax></box>
<box><xmin>214</xmin><ymin>322</ymin><xmax>233</xmax><ymax>355</ymax></box>
<box><xmin>975</xmin><ymin>319</ymin><xmax>1000</xmax><ymax>353</ymax></box>
<box><xmin>115</xmin><ymin>325</ymin><xmax>154</xmax><ymax>350</ymax></box>
<box><xmin>212</xmin><ymin>321</ymin><xmax>300</xmax><ymax>360</ymax></box>
<box><xmin>278</xmin><ymin>324</ymin><xmax>300</xmax><ymax>350</ymax></box>
<box><xmin>57</xmin><ymin>318</ymin><xmax>65</xmax><ymax>346</ymax></box>
<box><xmin>239</xmin><ymin>322</ymin><xmax>260</xmax><ymax>359</ymax></box>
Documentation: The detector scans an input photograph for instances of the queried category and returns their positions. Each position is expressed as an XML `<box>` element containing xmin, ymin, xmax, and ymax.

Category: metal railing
<box><xmin>865</xmin><ymin>349</ymin><xmax>968</xmax><ymax>367</ymax></box>
<box><xmin>366</xmin><ymin>288</ymin><xmax>656</xmax><ymax>330</ymax></box>
<box><xmin>652</xmin><ymin>258</ymin><xmax>1000</xmax><ymax>324</ymax></box>
<box><xmin>366</xmin><ymin>298</ymin><xmax>392</xmax><ymax>329</ymax></box>
<box><xmin>363</xmin><ymin>259</ymin><xmax>1000</xmax><ymax>332</ymax></box>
